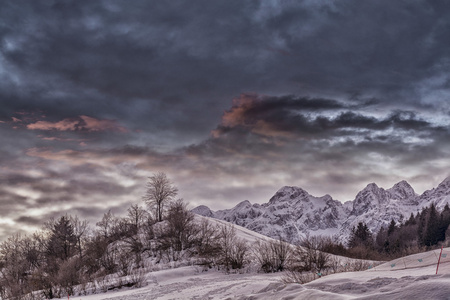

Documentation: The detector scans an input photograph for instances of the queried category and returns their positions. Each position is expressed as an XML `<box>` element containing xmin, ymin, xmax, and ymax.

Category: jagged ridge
<box><xmin>192</xmin><ymin>177</ymin><xmax>450</xmax><ymax>243</ymax></box>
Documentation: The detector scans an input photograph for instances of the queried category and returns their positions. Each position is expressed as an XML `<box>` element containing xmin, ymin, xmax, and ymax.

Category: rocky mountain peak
<box><xmin>419</xmin><ymin>176</ymin><xmax>450</xmax><ymax>210</ymax></box>
<box><xmin>365</xmin><ymin>182</ymin><xmax>380</xmax><ymax>191</ymax></box>
<box><xmin>387</xmin><ymin>180</ymin><xmax>416</xmax><ymax>200</ymax></box>
<box><xmin>191</xmin><ymin>205</ymin><xmax>214</xmax><ymax>217</ymax></box>
<box><xmin>436</xmin><ymin>176</ymin><xmax>450</xmax><ymax>192</ymax></box>
<box><xmin>355</xmin><ymin>182</ymin><xmax>384</xmax><ymax>199</ymax></box>
<box><xmin>268</xmin><ymin>186</ymin><xmax>309</xmax><ymax>204</ymax></box>
<box><xmin>234</xmin><ymin>200</ymin><xmax>252</xmax><ymax>209</ymax></box>
<box><xmin>351</xmin><ymin>183</ymin><xmax>386</xmax><ymax>215</ymax></box>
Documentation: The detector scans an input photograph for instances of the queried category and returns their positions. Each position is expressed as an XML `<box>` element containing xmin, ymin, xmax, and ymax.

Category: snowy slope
<box><xmin>63</xmin><ymin>217</ymin><xmax>450</xmax><ymax>300</ymax></box>
<box><xmin>303</xmin><ymin>247</ymin><xmax>450</xmax><ymax>299</ymax></box>
<box><xmin>193</xmin><ymin>177</ymin><xmax>450</xmax><ymax>243</ymax></box>
<box><xmin>419</xmin><ymin>176</ymin><xmax>450</xmax><ymax>210</ymax></box>
<box><xmin>68</xmin><ymin>246</ymin><xmax>450</xmax><ymax>299</ymax></box>
<box><xmin>64</xmin><ymin>216</ymin><xmax>375</xmax><ymax>300</ymax></box>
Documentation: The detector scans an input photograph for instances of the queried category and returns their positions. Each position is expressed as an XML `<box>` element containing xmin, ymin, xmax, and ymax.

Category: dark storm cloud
<box><xmin>266</xmin><ymin>1</ymin><xmax>450</xmax><ymax>100</ymax></box>
<box><xmin>331</xmin><ymin>111</ymin><xmax>438</xmax><ymax>133</ymax></box>
<box><xmin>176</xmin><ymin>92</ymin><xmax>450</xmax><ymax>203</ymax></box>
<box><xmin>2</xmin><ymin>0</ymin><xmax>450</xmax><ymax>139</ymax></box>
<box><xmin>1</xmin><ymin>0</ymin><xmax>263</xmax><ymax>139</ymax></box>
<box><xmin>210</xmin><ymin>94</ymin><xmax>442</xmax><ymax>143</ymax></box>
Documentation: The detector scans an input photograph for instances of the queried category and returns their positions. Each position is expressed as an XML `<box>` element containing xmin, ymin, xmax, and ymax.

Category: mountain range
<box><xmin>192</xmin><ymin>177</ymin><xmax>450</xmax><ymax>243</ymax></box>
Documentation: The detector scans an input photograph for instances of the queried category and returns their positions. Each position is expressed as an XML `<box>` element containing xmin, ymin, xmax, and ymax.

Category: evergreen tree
<box><xmin>47</xmin><ymin>215</ymin><xmax>77</xmax><ymax>261</ymax></box>
<box><xmin>444</xmin><ymin>203</ymin><xmax>450</xmax><ymax>212</ymax></box>
<box><xmin>437</xmin><ymin>214</ymin><xmax>447</xmax><ymax>243</ymax></box>
<box><xmin>387</xmin><ymin>219</ymin><xmax>396</xmax><ymax>236</ymax></box>
<box><xmin>405</xmin><ymin>213</ymin><xmax>416</xmax><ymax>226</ymax></box>
<box><xmin>417</xmin><ymin>208</ymin><xmax>428</xmax><ymax>246</ymax></box>
<box><xmin>442</xmin><ymin>203</ymin><xmax>450</xmax><ymax>229</ymax></box>
<box><xmin>375</xmin><ymin>226</ymin><xmax>388</xmax><ymax>253</ymax></box>
<box><xmin>348</xmin><ymin>222</ymin><xmax>372</xmax><ymax>248</ymax></box>
<box><xmin>423</xmin><ymin>203</ymin><xmax>439</xmax><ymax>247</ymax></box>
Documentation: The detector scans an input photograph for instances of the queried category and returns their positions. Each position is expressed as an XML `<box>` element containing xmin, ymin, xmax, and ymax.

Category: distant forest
<box><xmin>328</xmin><ymin>202</ymin><xmax>450</xmax><ymax>260</ymax></box>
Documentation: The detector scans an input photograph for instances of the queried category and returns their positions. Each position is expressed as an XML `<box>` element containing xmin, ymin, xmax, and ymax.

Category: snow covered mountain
<box><xmin>339</xmin><ymin>180</ymin><xmax>420</xmax><ymax>240</ymax></box>
<box><xmin>192</xmin><ymin>177</ymin><xmax>450</xmax><ymax>243</ymax></box>
<box><xmin>419</xmin><ymin>176</ymin><xmax>450</xmax><ymax>210</ymax></box>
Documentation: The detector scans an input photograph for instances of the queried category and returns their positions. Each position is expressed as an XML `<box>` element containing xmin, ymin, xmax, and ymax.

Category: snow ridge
<box><xmin>193</xmin><ymin>177</ymin><xmax>450</xmax><ymax>243</ymax></box>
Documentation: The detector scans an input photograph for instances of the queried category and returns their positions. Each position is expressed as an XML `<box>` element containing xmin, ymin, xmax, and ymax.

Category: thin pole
<box><xmin>436</xmin><ymin>245</ymin><xmax>444</xmax><ymax>275</ymax></box>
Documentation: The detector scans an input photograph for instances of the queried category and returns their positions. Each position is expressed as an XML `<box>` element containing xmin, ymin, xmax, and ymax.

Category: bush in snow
<box><xmin>216</xmin><ymin>224</ymin><xmax>249</xmax><ymax>272</ymax></box>
<box><xmin>253</xmin><ymin>237</ymin><xmax>292</xmax><ymax>273</ymax></box>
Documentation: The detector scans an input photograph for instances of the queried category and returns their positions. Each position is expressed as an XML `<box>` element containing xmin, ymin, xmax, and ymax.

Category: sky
<box><xmin>1</xmin><ymin>0</ymin><xmax>450</xmax><ymax>241</ymax></box>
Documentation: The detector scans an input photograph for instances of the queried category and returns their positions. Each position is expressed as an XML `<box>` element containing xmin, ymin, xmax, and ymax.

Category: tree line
<box><xmin>338</xmin><ymin>203</ymin><xmax>450</xmax><ymax>260</ymax></box>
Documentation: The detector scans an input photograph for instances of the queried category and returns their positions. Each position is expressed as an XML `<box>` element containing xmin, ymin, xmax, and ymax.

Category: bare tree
<box><xmin>194</xmin><ymin>218</ymin><xmax>221</xmax><ymax>267</ymax></box>
<box><xmin>253</xmin><ymin>237</ymin><xmax>292</xmax><ymax>273</ymax></box>
<box><xmin>152</xmin><ymin>200</ymin><xmax>197</xmax><ymax>262</ymax></box>
<box><xmin>127</xmin><ymin>204</ymin><xmax>147</xmax><ymax>234</ymax></box>
<box><xmin>0</xmin><ymin>234</ymin><xmax>28</xmax><ymax>298</ymax></box>
<box><xmin>141</xmin><ymin>215</ymin><xmax>156</xmax><ymax>255</ymax></box>
<box><xmin>217</xmin><ymin>224</ymin><xmax>235</xmax><ymax>272</ymax></box>
<box><xmin>281</xmin><ymin>235</ymin><xmax>332</xmax><ymax>284</ymax></box>
<box><xmin>166</xmin><ymin>199</ymin><xmax>197</xmax><ymax>252</ymax></box>
<box><xmin>96</xmin><ymin>210</ymin><xmax>117</xmax><ymax>241</ymax></box>
<box><xmin>283</xmin><ymin>234</ymin><xmax>331</xmax><ymax>285</ymax></box>
<box><xmin>123</xmin><ymin>234</ymin><xmax>144</xmax><ymax>267</ymax></box>
<box><xmin>217</xmin><ymin>224</ymin><xmax>248</xmax><ymax>272</ymax></box>
<box><xmin>70</xmin><ymin>215</ymin><xmax>89</xmax><ymax>261</ymax></box>
<box><xmin>297</xmin><ymin>234</ymin><xmax>331</xmax><ymax>273</ymax></box>
<box><xmin>143</xmin><ymin>172</ymin><xmax>178</xmax><ymax>222</ymax></box>
<box><xmin>56</xmin><ymin>257</ymin><xmax>79</xmax><ymax>296</ymax></box>
<box><xmin>229</xmin><ymin>238</ymin><xmax>248</xmax><ymax>270</ymax></box>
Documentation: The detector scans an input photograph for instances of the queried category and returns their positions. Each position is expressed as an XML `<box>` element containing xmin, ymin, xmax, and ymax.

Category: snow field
<box><xmin>69</xmin><ymin>260</ymin><xmax>450</xmax><ymax>300</ymax></box>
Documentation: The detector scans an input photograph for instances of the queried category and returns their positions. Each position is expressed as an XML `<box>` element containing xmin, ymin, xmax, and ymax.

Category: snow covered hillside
<box><xmin>62</xmin><ymin>216</ymin><xmax>376</xmax><ymax>300</ymax></box>
<box><xmin>193</xmin><ymin>176</ymin><xmax>450</xmax><ymax>243</ymax></box>
<box><xmin>68</xmin><ymin>232</ymin><xmax>450</xmax><ymax>300</ymax></box>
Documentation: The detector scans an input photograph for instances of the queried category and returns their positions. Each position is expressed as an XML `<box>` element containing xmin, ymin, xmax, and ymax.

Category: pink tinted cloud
<box><xmin>12</xmin><ymin>117</ymin><xmax>22</xmax><ymax>123</ymax></box>
<box><xmin>39</xmin><ymin>136</ymin><xmax>60</xmax><ymax>141</ymax></box>
<box><xmin>80</xmin><ymin>116</ymin><xmax>128</xmax><ymax>133</ymax></box>
<box><xmin>27</xmin><ymin>115</ymin><xmax>128</xmax><ymax>133</ymax></box>
<box><xmin>211</xmin><ymin>94</ymin><xmax>294</xmax><ymax>138</ymax></box>
<box><xmin>211</xmin><ymin>94</ymin><xmax>260</xmax><ymax>138</ymax></box>
<box><xmin>37</xmin><ymin>135</ymin><xmax>88</xmax><ymax>143</ymax></box>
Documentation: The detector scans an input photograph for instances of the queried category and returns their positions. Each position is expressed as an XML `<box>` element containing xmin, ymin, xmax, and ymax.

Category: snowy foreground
<box><xmin>68</xmin><ymin>217</ymin><xmax>450</xmax><ymax>300</ymax></box>
<box><xmin>67</xmin><ymin>252</ymin><xmax>450</xmax><ymax>300</ymax></box>
<box><xmin>69</xmin><ymin>251</ymin><xmax>450</xmax><ymax>300</ymax></box>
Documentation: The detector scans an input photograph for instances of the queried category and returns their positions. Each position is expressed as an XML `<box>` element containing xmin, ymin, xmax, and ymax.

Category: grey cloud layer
<box><xmin>210</xmin><ymin>95</ymin><xmax>441</xmax><ymax>143</ymax></box>
<box><xmin>1</xmin><ymin>95</ymin><xmax>449</xmax><ymax>241</ymax></box>
<box><xmin>2</xmin><ymin>1</ymin><xmax>450</xmax><ymax>133</ymax></box>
